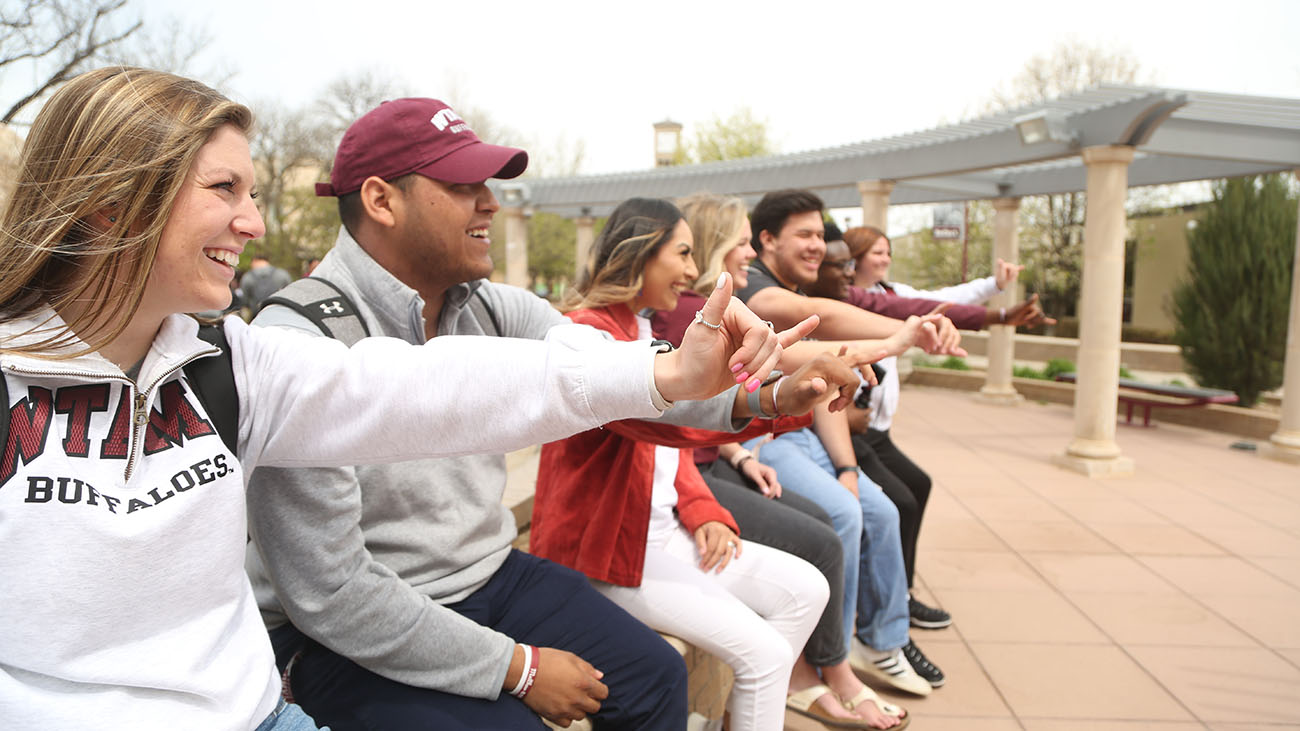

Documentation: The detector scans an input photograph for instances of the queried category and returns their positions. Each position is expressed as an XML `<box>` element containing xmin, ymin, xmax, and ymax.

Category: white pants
<box><xmin>594</xmin><ymin>525</ymin><xmax>829</xmax><ymax>731</ymax></box>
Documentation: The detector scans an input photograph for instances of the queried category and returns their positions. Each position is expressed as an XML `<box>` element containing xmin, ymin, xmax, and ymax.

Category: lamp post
<box><xmin>653</xmin><ymin>120</ymin><xmax>682</xmax><ymax>167</ymax></box>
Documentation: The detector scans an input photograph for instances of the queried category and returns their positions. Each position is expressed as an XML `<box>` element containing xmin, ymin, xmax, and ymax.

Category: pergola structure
<box><xmin>491</xmin><ymin>84</ymin><xmax>1300</xmax><ymax>472</ymax></box>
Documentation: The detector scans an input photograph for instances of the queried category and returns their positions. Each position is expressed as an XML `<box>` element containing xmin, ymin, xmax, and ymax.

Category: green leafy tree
<box><xmin>891</xmin><ymin>201</ymin><xmax>993</xmax><ymax>288</ymax></box>
<box><xmin>690</xmin><ymin>107</ymin><xmax>775</xmax><ymax>163</ymax></box>
<box><xmin>526</xmin><ymin>211</ymin><xmax>577</xmax><ymax>296</ymax></box>
<box><xmin>1171</xmin><ymin>174</ymin><xmax>1296</xmax><ymax>407</ymax></box>
<box><xmin>277</xmin><ymin>188</ymin><xmax>341</xmax><ymax>268</ymax></box>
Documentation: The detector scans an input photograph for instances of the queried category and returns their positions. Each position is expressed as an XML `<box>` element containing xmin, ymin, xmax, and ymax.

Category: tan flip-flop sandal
<box><xmin>786</xmin><ymin>684</ymin><xmax>907</xmax><ymax>729</ymax></box>
<box><xmin>841</xmin><ymin>685</ymin><xmax>909</xmax><ymax>727</ymax></box>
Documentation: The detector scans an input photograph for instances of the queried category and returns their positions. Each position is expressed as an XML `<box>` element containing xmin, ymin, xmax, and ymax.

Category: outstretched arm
<box><xmin>747</xmin><ymin>285</ymin><xmax>905</xmax><ymax>339</ymax></box>
<box><xmin>746</xmin><ymin>285</ymin><xmax>965</xmax><ymax>356</ymax></box>
<box><xmin>234</xmin><ymin>273</ymin><xmax>803</xmax><ymax>471</ymax></box>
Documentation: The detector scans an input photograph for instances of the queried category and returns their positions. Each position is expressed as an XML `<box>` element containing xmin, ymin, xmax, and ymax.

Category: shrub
<box><xmin>1042</xmin><ymin>358</ymin><xmax>1077</xmax><ymax>380</ymax></box>
<box><xmin>1013</xmin><ymin>365</ymin><xmax>1048</xmax><ymax>380</ymax></box>
<box><xmin>939</xmin><ymin>356</ymin><xmax>971</xmax><ymax>371</ymax></box>
<box><xmin>1172</xmin><ymin>174</ymin><xmax>1296</xmax><ymax>407</ymax></box>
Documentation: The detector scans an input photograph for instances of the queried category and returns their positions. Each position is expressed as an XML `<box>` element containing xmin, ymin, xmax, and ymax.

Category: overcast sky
<box><xmin>133</xmin><ymin>0</ymin><xmax>1298</xmax><ymax>179</ymax></box>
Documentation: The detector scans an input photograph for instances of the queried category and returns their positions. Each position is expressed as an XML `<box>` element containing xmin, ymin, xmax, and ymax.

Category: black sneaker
<box><xmin>903</xmin><ymin>639</ymin><xmax>945</xmax><ymax>688</ymax></box>
<box><xmin>909</xmin><ymin>595</ymin><xmax>952</xmax><ymax>629</ymax></box>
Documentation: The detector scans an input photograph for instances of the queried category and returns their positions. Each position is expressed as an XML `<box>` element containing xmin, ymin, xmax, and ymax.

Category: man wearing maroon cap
<box><xmin>244</xmin><ymin>99</ymin><xmax>700</xmax><ymax>729</ymax></box>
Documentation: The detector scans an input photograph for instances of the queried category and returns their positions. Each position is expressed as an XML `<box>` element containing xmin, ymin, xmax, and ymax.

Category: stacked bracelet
<box><xmin>770</xmin><ymin>376</ymin><xmax>786</xmax><ymax>414</ymax></box>
<box><xmin>509</xmin><ymin>644</ymin><xmax>540</xmax><ymax>699</ymax></box>
<box><xmin>746</xmin><ymin>372</ymin><xmax>784</xmax><ymax>418</ymax></box>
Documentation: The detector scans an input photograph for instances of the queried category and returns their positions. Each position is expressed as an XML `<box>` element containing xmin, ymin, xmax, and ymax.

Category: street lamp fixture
<box><xmin>1012</xmin><ymin>109</ymin><xmax>1079</xmax><ymax>146</ymax></box>
<box><xmin>653</xmin><ymin>119</ymin><xmax>683</xmax><ymax>167</ymax></box>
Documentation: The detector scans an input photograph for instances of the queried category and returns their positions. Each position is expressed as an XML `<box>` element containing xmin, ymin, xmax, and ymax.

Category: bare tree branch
<box><xmin>0</xmin><ymin>0</ymin><xmax>142</xmax><ymax>124</ymax></box>
<box><xmin>104</xmin><ymin>12</ymin><xmax>232</xmax><ymax>88</ymax></box>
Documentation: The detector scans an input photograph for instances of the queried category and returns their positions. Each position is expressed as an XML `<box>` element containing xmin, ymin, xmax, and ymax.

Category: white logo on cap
<box><xmin>431</xmin><ymin>108</ymin><xmax>464</xmax><ymax>132</ymax></box>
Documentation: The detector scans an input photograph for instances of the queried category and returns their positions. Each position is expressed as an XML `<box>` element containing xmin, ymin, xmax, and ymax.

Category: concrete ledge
<box><xmin>906</xmin><ymin>367</ymin><xmax>1280</xmax><ymax>440</ymax></box>
<box><xmin>958</xmin><ymin>330</ymin><xmax>1186</xmax><ymax>372</ymax></box>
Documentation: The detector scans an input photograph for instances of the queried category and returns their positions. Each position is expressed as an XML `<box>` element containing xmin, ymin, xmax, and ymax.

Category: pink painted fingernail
<box><xmin>746</xmin><ymin>377</ymin><xmax>761</xmax><ymax>392</ymax></box>
<box><xmin>735</xmin><ymin>371</ymin><xmax>749</xmax><ymax>384</ymax></box>
<box><xmin>730</xmin><ymin>362</ymin><xmax>744</xmax><ymax>373</ymax></box>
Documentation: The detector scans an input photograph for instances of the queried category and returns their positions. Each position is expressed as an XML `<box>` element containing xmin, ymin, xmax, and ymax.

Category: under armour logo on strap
<box><xmin>318</xmin><ymin>300</ymin><xmax>345</xmax><ymax>315</ymax></box>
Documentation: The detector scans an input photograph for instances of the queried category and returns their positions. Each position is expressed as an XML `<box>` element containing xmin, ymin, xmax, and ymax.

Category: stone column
<box><xmin>1264</xmin><ymin>176</ymin><xmax>1300</xmax><ymax>464</ymax></box>
<box><xmin>503</xmin><ymin>206</ymin><xmax>529</xmax><ymax>289</ymax></box>
<box><xmin>1053</xmin><ymin>145</ymin><xmax>1136</xmax><ymax>477</ymax></box>
<box><xmin>977</xmin><ymin>197</ymin><xmax>1024</xmax><ymax>405</ymax></box>
<box><xmin>574</xmin><ymin>215</ymin><xmax>596</xmax><ymax>279</ymax></box>
<box><xmin>857</xmin><ymin>180</ymin><xmax>895</xmax><ymax>231</ymax></box>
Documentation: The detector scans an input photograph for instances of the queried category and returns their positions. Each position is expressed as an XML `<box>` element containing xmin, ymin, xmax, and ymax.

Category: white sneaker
<box><xmin>849</xmin><ymin>638</ymin><xmax>933</xmax><ymax>697</ymax></box>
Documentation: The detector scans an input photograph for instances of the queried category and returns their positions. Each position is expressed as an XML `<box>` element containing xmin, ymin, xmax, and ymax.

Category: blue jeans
<box><xmin>745</xmin><ymin>429</ymin><xmax>909</xmax><ymax>653</ymax></box>
<box><xmin>255</xmin><ymin>699</ymin><xmax>326</xmax><ymax>731</ymax></box>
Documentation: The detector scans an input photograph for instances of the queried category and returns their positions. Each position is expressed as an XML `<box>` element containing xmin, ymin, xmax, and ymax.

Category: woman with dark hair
<box><xmin>652</xmin><ymin>193</ymin><xmax>909</xmax><ymax>728</ymax></box>
<box><xmin>532</xmin><ymin>197</ymin><xmax>866</xmax><ymax>731</ymax></box>
<box><xmin>0</xmin><ymin>70</ymin><xmax>793</xmax><ymax>730</ymax></box>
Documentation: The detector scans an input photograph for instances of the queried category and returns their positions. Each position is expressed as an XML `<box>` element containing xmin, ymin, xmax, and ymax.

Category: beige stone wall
<box><xmin>0</xmin><ymin>124</ymin><xmax>24</xmax><ymax>214</ymax></box>
<box><xmin>1129</xmin><ymin>208</ymin><xmax>1197</xmax><ymax>332</ymax></box>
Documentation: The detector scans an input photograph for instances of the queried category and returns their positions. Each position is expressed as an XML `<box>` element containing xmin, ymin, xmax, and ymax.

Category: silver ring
<box><xmin>693</xmin><ymin>310</ymin><xmax>723</xmax><ymax>330</ymax></box>
<box><xmin>763</xmin><ymin>320</ymin><xmax>774</xmax><ymax>330</ymax></box>
<box><xmin>727</xmin><ymin>540</ymin><xmax>737</xmax><ymax>550</ymax></box>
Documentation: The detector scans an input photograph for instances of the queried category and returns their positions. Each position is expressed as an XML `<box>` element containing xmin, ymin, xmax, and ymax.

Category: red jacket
<box><xmin>531</xmin><ymin>303</ymin><xmax>809</xmax><ymax>587</ymax></box>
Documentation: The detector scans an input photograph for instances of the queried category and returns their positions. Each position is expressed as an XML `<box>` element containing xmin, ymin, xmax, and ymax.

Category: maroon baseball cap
<box><xmin>315</xmin><ymin>98</ymin><xmax>528</xmax><ymax>197</ymax></box>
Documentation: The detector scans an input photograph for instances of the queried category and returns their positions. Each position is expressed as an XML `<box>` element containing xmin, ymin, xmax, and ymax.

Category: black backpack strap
<box><xmin>186</xmin><ymin>323</ymin><xmax>239</xmax><ymax>455</ymax></box>
<box><xmin>261</xmin><ymin>276</ymin><xmax>370</xmax><ymax>346</ymax></box>
<box><xmin>0</xmin><ymin>365</ymin><xmax>9</xmax><ymax>452</ymax></box>
<box><xmin>467</xmin><ymin>286</ymin><xmax>501</xmax><ymax>337</ymax></box>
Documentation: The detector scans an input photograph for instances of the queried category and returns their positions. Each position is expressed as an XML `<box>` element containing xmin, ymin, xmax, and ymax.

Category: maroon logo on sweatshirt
<box><xmin>3</xmin><ymin>381</ymin><xmax>218</xmax><ymax>489</ymax></box>
<box><xmin>1</xmin><ymin>386</ymin><xmax>54</xmax><ymax>488</ymax></box>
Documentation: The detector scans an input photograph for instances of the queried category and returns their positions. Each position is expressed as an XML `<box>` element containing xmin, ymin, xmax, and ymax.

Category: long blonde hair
<box><xmin>677</xmin><ymin>192</ymin><xmax>748</xmax><ymax>297</ymax></box>
<box><xmin>0</xmin><ymin>66</ymin><xmax>252</xmax><ymax>357</ymax></box>
<box><xmin>561</xmin><ymin>197</ymin><xmax>683</xmax><ymax>313</ymax></box>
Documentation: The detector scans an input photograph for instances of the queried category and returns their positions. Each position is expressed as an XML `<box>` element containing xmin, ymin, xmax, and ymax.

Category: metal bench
<box><xmin>1055</xmin><ymin>373</ymin><xmax>1239</xmax><ymax>427</ymax></box>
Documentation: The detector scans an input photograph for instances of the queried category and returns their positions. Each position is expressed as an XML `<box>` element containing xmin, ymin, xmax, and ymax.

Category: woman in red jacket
<box><xmin>531</xmin><ymin>198</ymin><xmax>833</xmax><ymax>731</ymax></box>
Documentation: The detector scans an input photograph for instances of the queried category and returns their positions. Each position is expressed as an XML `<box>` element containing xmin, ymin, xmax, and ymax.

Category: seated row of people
<box><xmin>0</xmin><ymin>68</ymin><xmax>840</xmax><ymax>731</ymax></box>
<box><xmin>1</xmin><ymin>66</ymin><xmax>1052</xmax><ymax>731</ymax></box>
<box><xmin>250</xmin><ymin>104</ymin><xmax>1001</xmax><ymax>731</ymax></box>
